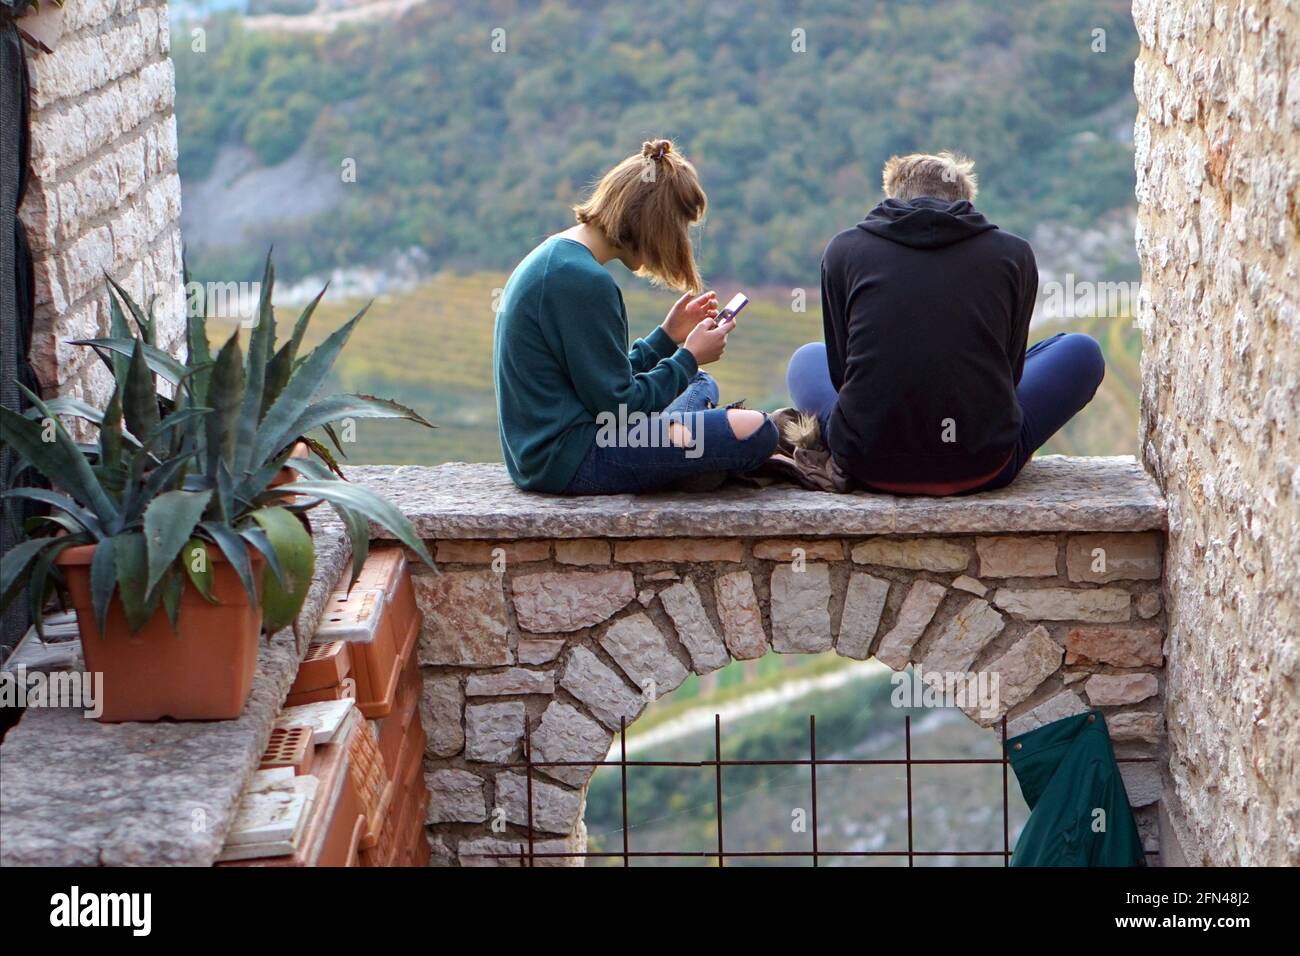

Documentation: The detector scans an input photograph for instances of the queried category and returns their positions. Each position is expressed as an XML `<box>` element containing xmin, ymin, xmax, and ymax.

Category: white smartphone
<box><xmin>717</xmin><ymin>293</ymin><xmax>749</xmax><ymax>327</ymax></box>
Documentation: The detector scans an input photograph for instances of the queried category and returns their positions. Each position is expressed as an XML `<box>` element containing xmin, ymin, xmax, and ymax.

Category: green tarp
<box><xmin>1007</xmin><ymin>709</ymin><xmax>1146</xmax><ymax>867</ymax></box>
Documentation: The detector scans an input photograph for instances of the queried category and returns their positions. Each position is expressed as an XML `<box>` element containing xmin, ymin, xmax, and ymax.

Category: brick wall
<box><xmin>19</xmin><ymin>0</ymin><xmax>184</xmax><ymax>407</ymax></box>
<box><xmin>1134</xmin><ymin>0</ymin><xmax>1300</xmax><ymax>865</ymax></box>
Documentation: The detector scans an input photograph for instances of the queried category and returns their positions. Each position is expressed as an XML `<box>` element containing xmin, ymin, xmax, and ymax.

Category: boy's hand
<box><xmin>662</xmin><ymin>291</ymin><xmax>717</xmax><ymax>345</ymax></box>
<box><xmin>684</xmin><ymin>317</ymin><xmax>731</xmax><ymax>366</ymax></box>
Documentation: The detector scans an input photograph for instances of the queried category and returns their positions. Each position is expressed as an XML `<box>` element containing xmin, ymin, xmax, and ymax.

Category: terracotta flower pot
<box><xmin>56</xmin><ymin>543</ymin><xmax>265</xmax><ymax>722</ymax></box>
<box><xmin>268</xmin><ymin>441</ymin><xmax>312</xmax><ymax>498</ymax></box>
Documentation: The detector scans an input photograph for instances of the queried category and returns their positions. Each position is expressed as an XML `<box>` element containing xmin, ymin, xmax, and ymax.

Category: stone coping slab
<box><xmin>0</xmin><ymin>525</ymin><xmax>352</xmax><ymax>867</ymax></box>
<box><xmin>346</xmin><ymin>456</ymin><xmax>1166</xmax><ymax>540</ymax></box>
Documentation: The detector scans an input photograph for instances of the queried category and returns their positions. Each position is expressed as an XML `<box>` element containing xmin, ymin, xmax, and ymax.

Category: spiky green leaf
<box><xmin>143</xmin><ymin>489</ymin><xmax>213</xmax><ymax>592</ymax></box>
<box><xmin>205</xmin><ymin>332</ymin><xmax>244</xmax><ymax>477</ymax></box>
<box><xmin>1</xmin><ymin>487</ymin><xmax>105</xmax><ymax>539</ymax></box>
<box><xmin>250</xmin><ymin>304</ymin><xmax>370</xmax><ymax>469</ymax></box>
<box><xmin>285</xmin><ymin>394</ymin><xmax>435</xmax><ymax>449</ymax></box>
<box><xmin>70</xmin><ymin>337</ymin><xmax>189</xmax><ymax>386</ymax></box>
<box><xmin>274</xmin><ymin>479</ymin><xmax>433</xmax><ymax>570</ymax></box>
<box><xmin>199</xmin><ymin>520</ymin><xmax>258</xmax><ymax>606</ymax></box>
<box><xmin>123</xmin><ymin>339</ymin><xmax>160</xmax><ymax>444</ymax></box>
<box><xmin>2</xmin><ymin>390</ymin><xmax>119</xmax><ymax>527</ymax></box>
<box><xmin>90</xmin><ymin>536</ymin><xmax>117</xmax><ymax>636</ymax></box>
<box><xmin>113</xmin><ymin>532</ymin><xmax>159</xmax><ymax>633</ymax></box>
<box><xmin>249</xmin><ymin>506</ymin><xmax>315</xmax><ymax>634</ymax></box>
<box><xmin>182</xmin><ymin>537</ymin><xmax>217</xmax><ymax>604</ymax></box>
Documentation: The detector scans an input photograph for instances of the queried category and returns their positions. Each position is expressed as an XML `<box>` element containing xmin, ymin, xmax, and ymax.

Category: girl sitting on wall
<box><xmin>493</xmin><ymin>139</ymin><xmax>778</xmax><ymax>495</ymax></box>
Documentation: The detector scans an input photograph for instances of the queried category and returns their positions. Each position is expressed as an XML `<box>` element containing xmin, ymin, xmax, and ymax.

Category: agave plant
<box><xmin>0</xmin><ymin>256</ymin><xmax>435</xmax><ymax>640</ymax></box>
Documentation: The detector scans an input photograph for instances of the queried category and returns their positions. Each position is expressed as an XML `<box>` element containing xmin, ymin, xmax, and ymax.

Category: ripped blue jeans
<box><xmin>563</xmin><ymin>372</ymin><xmax>779</xmax><ymax>495</ymax></box>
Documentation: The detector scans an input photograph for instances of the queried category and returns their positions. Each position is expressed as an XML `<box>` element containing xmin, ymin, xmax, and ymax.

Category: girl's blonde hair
<box><xmin>574</xmin><ymin>139</ymin><xmax>707</xmax><ymax>293</ymax></box>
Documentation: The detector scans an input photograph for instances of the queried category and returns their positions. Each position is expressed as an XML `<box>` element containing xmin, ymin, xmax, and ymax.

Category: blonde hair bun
<box><xmin>642</xmin><ymin>139</ymin><xmax>673</xmax><ymax>161</ymax></box>
<box><xmin>575</xmin><ymin>139</ymin><xmax>706</xmax><ymax>293</ymax></box>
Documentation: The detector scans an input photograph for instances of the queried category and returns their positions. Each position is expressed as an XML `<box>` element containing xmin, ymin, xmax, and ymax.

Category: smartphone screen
<box><xmin>717</xmin><ymin>293</ymin><xmax>749</xmax><ymax>326</ymax></box>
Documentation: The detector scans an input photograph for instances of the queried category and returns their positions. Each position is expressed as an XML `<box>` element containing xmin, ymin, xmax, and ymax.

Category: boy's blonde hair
<box><xmin>881</xmin><ymin>151</ymin><xmax>979</xmax><ymax>202</ymax></box>
<box><xmin>574</xmin><ymin>139</ymin><xmax>707</xmax><ymax>293</ymax></box>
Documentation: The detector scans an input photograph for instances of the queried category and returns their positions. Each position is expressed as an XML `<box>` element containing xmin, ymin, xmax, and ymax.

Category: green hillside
<box><xmin>174</xmin><ymin>0</ymin><xmax>1138</xmax><ymax>286</ymax></box>
<box><xmin>583</xmin><ymin>660</ymin><xmax>1030</xmax><ymax>866</ymax></box>
<box><xmin>227</xmin><ymin>273</ymin><xmax>1139</xmax><ymax>465</ymax></box>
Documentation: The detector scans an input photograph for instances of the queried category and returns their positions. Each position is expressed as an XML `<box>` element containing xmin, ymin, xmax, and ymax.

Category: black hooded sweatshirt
<box><xmin>821</xmin><ymin>197</ymin><xmax>1037</xmax><ymax>486</ymax></box>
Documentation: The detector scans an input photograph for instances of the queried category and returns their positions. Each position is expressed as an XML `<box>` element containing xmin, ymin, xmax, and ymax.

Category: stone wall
<box><xmin>412</xmin><ymin>531</ymin><xmax>1167</xmax><ymax>866</ymax></box>
<box><xmin>1134</xmin><ymin>0</ymin><xmax>1300</xmax><ymax>865</ymax></box>
<box><xmin>19</xmin><ymin>0</ymin><xmax>185</xmax><ymax>406</ymax></box>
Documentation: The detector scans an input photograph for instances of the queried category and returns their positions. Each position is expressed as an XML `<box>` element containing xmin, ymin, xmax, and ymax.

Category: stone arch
<box><xmin>409</xmin><ymin>495</ymin><xmax>1167</xmax><ymax>866</ymax></box>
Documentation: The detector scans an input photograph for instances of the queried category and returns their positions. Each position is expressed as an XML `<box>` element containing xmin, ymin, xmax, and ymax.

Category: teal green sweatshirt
<box><xmin>494</xmin><ymin>237</ymin><xmax>699</xmax><ymax>492</ymax></box>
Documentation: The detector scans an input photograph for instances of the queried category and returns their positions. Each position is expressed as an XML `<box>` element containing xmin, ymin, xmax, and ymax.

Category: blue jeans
<box><xmin>564</xmin><ymin>371</ymin><xmax>779</xmax><ymax>495</ymax></box>
<box><xmin>786</xmin><ymin>333</ymin><xmax>1106</xmax><ymax>493</ymax></box>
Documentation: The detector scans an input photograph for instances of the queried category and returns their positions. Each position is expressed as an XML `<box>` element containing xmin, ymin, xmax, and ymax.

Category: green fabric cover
<box><xmin>1007</xmin><ymin>709</ymin><xmax>1146</xmax><ymax>867</ymax></box>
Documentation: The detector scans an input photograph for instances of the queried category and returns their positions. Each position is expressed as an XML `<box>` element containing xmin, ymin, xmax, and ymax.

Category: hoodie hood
<box><xmin>857</xmin><ymin>196</ymin><xmax>998</xmax><ymax>249</ymax></box>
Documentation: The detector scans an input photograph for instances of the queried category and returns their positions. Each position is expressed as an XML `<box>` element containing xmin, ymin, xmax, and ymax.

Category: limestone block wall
<box><xmin>19</xmin><ymin>0</ymin><xmax>185</xmax><ymax>407</ymax></box>
<box><xmin>1134</xmin><ymin>0</ymin><xmax>1300</xmax><ymax>865</ymax></box>
<box><xmin>411</xmin><ymin>532</ymin><xmax>1167</xmax><ymax>866</ymax></box>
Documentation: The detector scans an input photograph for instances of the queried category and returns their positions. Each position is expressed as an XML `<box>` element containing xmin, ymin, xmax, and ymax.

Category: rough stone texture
<box><xmin>518</xmin><ymin>638</ymin><xmax>565</xmax><ymax>665</ymax></box>
<box><xmin>769</xmin><ymin>564</ymin><xmax>833</xmax><ymax>653</ymax></box>
<box><xmin>554</xmin><ymin>539</ymin><xmax>611</xmax><ymax>566</ymax></box>
<box><xmin>1135</xmin><ymin>0</ymin><xmax>1299</xmax><ymax>865</ymax></box>
<box><xmin>753</xmin><ymin>538</ymin><xmax>844</xmax><ymax>561</ymax></box>
<box><xmin>1085</xmin><ymin>674</ymin><xmax>1159</xmax><ymax>707</ymax></box>
<box><xmin>465</xmin><ymin>668</ymin><xmax>555</xmax><ymax>697</ymax></box>
<box><xmin>969</xmin><ymin>626</ymin><xmax>1063</xmax><ymax>723</ymax></box>
<box><xmin>1108</xmin><ymin>711</ymin><xmax>1166</xmax><ymax>745</ymax></box>
<box><xmin>530</xmin><ymin>702</ymin><xmax>613</xmax><ymax>787</ymax></box>
<box><xmin>1120</xmin><ymin>762</ymin><xmax>1163</xmax><ymax>809</ymax></box>
<box><xmin>1006</xmin><ymin>689</ymin><xmax>1090</xmax><ymax>738</ymax></box>
<box><xmin>1065</xmin><ymin>626</ymin><xmax>1164</xmax><ymax>668</ymax></box>
<box><xmin>1135</xmin><ymin>591</ymin><xmax>1162</xmax><ymax>620</ymax></box>
<box><xmin>1065</xmin><ymin>533</ymin><xmax>1163</xmax><ymax>583</ymax></box>
<box><xmin>952</xmin><ymin>575</ymin><xmax>988</xmax><ymax>597</ymax></box>
<box><xmin>836</xmin><ymin>573</ymin><xmax>890</xmax><ymax>660</ymax></box>
<box><xmin>346</xmin><ymin>457</ymin><xmax>1167</xmax><ymax>539</ymax></box>
<box><xmin>457</xmin><ymin>828</ymin><xmax>588</xmax><ymax>867</ymax></box>
<box><xmin>919</xmin><ymin>598</ymin><xmax>1006</xmax><ymax>674</ymax></box>
<box><xmin>425</xmin><ymin>770</ymin><xmax>487</xmax><ymax>824</ymax></box>
<box><xmin>436</xmin><ymin>540</ymin><xmax>549</xmax><ymax>564</ymax></box>
<box><xmin>598</xmin><ymin>613</ymin><xmax>689</xmax><ymax>698</ymax></box>
<box><xmin>415</xmin><ymin>571</ymin><xmax>513</xmax><ymax>666</ymax></box>
<box><xmin>614</xmin><ymin>538</ymin><xmax>745</xmax><ymax>563</ymax></box>
<box><xmin>992</xmin><ymin>587</ymin><xmax>1131</xmax><ymax>623</ymax></box>
<box><xmin>873</xmin><ymin>580</ymin><xmax>947</xmax><ymax>669</ymax></box>
<box><xmin>0</xmin><ymin>522</ymin><xmax>352</xmax><ymax>866</ymax></box>
<box><xmin>658</xmin><ymin>578</ymin><xmax>729</xmax><ymax>673</ymax></box>
<box><xmin>421</xmin><ymin>673</ymin><xmax>466</xmax><ymax>757</ymax></box>
<box><xmin>494</xmin><ymin>772</ymin><xmax>585</xmax><ymax>835</ymax></box>
<box><xmin>464</xmin><ymin>702</ymin><xmax>526</xmax><ymax>763</ymax></box>
<box><xmin>851</xmin><ymin>538</ymin><xmax>971</xmax><ymax>572</ymax></box>
<box><xmin>976</xmin><ymin>536</ymin><xmax>1058</xmax><ymax>578</ymax></box>
<box><xmin>713</xmin><ymin>571</ymin><xmax>769</xmax><ymax>660</ymax></box>
<box><xmin>511</xmin><ymin>570</ymin><xmax>635</xmax><ymax>633</ymax></box>
<box><xmin>457</xmin><ymin>836</ymin><xmax>522</xmax><ymax>867</ymax></box>
<box><xmin>559</xmin><ymin>645</ymin><xmax>645</xmax><ymax>731</ymax></box>
<box><xmin>21</xmin><ymin>0</ymin><xmax>185</xmax><ymax>400</ymax></box>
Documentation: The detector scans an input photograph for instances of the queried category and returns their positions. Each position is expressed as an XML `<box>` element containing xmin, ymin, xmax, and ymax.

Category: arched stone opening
<box><xmin>390</xmin><ymin>460</ymin><xmax>1169</xmax><ymax>866</ymax></box>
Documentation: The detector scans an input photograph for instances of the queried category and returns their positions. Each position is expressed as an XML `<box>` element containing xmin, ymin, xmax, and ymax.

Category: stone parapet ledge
<box><xmin>344</xmin><ymin>456</ymin><xmax>1166</xmax><ymax>538</ymax></box>
<box><xmin>0</xmin><ymin>523</ymin><xmax>352</xmax><ymax>867</ymax></box>
<box><xmin>0</xmin><ymin>457</ymin><xmax>1170</xmax><ymax>865</ymax></box>
<box><xmin>341</xmin><ymin>458</ymin><xmax>1170</xmax><ymax>866</ymax></box>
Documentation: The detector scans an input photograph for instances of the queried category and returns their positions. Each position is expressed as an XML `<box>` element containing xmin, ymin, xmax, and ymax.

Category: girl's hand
<box><xmin>662</xmin><ymin>291</ymin><xmax>717</xmax><ymax>345</ymax></box>
<box><xmin>684</xmin><ymin>317</ymin><xmax>730</xmax><ymax>366</ymax></box>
